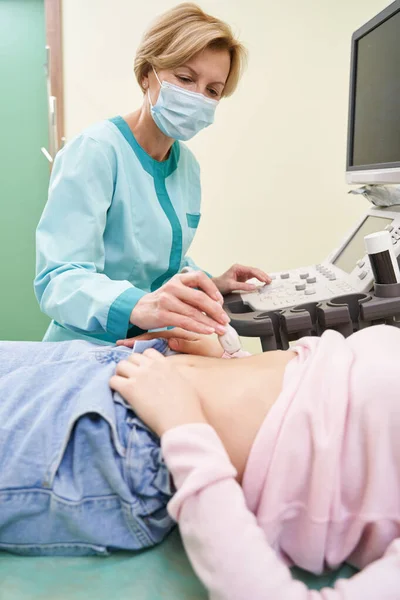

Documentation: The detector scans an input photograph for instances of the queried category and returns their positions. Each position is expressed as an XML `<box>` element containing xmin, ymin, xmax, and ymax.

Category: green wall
<box><xmin>0</xmin><ymin>0</ymin><xmax>50</xmax><ymax>340</ymax></box>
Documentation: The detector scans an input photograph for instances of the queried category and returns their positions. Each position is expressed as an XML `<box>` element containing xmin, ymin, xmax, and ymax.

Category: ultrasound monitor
<box><xmin>346</xmin><ymin>1</ymin><xmax>400</xmax><ymax>184</ymax></box>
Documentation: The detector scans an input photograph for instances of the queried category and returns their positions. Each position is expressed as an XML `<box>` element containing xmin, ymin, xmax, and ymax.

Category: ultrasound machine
<box><xmin>225</xmin><ymin>1</ymin><xmax>400</xmax><ymax>350</ymax></box>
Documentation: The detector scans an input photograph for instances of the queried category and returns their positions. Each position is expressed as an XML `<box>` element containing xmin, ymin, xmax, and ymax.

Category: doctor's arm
<box><xmin>162</xmin><ymin>425</ymin><xmax>400</xmax><ymax>600</ymax></box>
<box><xmin>35</xmin><ymin>137</ymin><xmax>230</xmax><ymax>339</ymax></box>
<box><xmin>34</xmin><ymin>135</ymin><xmax>146</xmax><ymax>341</ymax></box>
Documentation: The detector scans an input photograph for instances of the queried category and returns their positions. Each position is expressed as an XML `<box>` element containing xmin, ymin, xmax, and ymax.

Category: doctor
<box><xmin>35</xmin><ymin>3</ymin><xmax>270</xmax><ymax>345</ymax></box>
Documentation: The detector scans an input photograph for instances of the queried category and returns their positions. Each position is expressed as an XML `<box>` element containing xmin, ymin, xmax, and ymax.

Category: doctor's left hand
<box><xmin>212</xmin><ymin>264</ymin><xmax>271</xmax><ymax>295</ymax></box>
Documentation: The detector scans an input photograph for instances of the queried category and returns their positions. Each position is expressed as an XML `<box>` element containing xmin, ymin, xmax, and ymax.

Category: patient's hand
<box><xmin>109</xmin><ymin>348</ymin><xmax>207</xmax><ymax>437</ymax></box>
<box><xmin>117</xmin><ymin>328</ymin><xmax>224</xmax><ymax>358</ymax></box>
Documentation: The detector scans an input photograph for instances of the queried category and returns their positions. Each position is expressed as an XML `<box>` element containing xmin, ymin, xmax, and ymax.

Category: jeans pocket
<box><xmin>140</xmin><ymin>505</ymin><xmax>175</xmax><ymax>544</ymax></box>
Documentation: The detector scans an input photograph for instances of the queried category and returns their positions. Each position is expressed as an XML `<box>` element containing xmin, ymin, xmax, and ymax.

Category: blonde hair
<box><xmin>134</xmin><ymin>3</ymin><xmax>247</xmax><ymax>97</ymax></box>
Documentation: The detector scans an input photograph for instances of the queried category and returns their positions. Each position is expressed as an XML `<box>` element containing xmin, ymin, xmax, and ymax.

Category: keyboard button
<box><xmin>386</xmin><ymin>225</ymin><xmax>394</xmax><ymax>232</ymax></box>
<box><xmin>328</xmin><ymin>275</ymin><xmax>336</xmax><ymax>281</ymax></box>
<box><xmin>295</xmin><ymin>283</ymin><xmax>306</xmax><ymax>291</ymax></box>
<box><xmin>358</xmin><ymin>271</ymin><xmax>367</xmax><ymax>280</ymax></box>
<box><xmin>307</xmin><ymin>277</ymin><xmax>316</xmax><ymax>284</ymax></box>
<box><xmin>305</xmin><ymin>288</ymin><xmax>316</xmax><ymax>295</ymax></box>
<box><xmin>281</xmin><ymin>273</ymin><xmax>290</xmax><ymax>279</ymax></box>
<box><xmin>299</xmin><ymin>272</ymin><xmax>309</xmax><ymax>279</ymax></box>
<box><xmin>357</xmin><ymin>260</ymin><xmax>365</xmax><ymax>268</ymax></box>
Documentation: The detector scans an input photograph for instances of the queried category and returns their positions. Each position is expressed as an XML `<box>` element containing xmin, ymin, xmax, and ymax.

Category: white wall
<box><xmin>62</xmin><ymin>0</ymin><xmax>389</xmax><ymax>350</ymax></box>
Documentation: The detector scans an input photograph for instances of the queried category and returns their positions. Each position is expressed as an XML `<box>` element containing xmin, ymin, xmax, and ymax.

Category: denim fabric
<box><xmin>0</xmin><ymin>339</ymin><xmax>174</xmax><ymax>556</ymax></box>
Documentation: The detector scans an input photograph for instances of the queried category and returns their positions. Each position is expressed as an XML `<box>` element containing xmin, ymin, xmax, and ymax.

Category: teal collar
<box><xmin>109</xmin><ymin>116</ymin><xmax>180</xmax><ymax>178</ymax></box>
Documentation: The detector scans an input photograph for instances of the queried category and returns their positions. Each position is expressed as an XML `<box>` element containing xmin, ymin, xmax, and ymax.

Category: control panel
<box><xmin>241</xmin><ymin>206</ymin><xmax>400</xmax><ymax>312</ymax></box>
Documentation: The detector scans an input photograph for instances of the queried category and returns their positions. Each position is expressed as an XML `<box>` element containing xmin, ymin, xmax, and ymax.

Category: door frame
<box><xmin>44</xmin><ymin>0</ymin><xmax>64</xmax><ymax>148</ymax></box>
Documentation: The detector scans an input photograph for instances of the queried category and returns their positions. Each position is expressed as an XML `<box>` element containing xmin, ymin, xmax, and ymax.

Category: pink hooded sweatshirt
<box><xmin>162</xmin><ymin>325</ymin><xmax>400</xmax><ymax>599</ymax></box>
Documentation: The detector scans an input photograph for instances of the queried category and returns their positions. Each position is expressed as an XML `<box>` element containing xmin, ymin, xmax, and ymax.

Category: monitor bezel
<box><xmin>346</xmin><ymin>0</ymin><xmax>400</xmax><ymax>184</ymax></box>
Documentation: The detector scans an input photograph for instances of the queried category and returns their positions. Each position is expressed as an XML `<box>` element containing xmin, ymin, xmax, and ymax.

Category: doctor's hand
<box><xmin>212</xmin><ymin>264</ymin><xmax>271</xmax><ymax>295</ymax></box>
<box><xmin>130</xmin><ymin>271</ymin><xmax>230</xmax><ymax>336</ymax></box>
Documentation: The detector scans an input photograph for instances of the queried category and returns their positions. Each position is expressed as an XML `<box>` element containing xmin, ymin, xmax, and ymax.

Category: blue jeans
<box><xmin>0</xmin><ymin>339</ymin><xmax>174</xmax><ymax>556</ymax></box>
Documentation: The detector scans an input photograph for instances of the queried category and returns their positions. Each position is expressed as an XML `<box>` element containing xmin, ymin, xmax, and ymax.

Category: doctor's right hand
<box><xmin>129</xmin><ymin>271</ymin><xmax>230</xmax><ymax>335</ymax></box>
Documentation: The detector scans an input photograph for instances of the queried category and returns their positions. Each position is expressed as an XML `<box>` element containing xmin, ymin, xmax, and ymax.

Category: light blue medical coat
<box><xmin>34</xmin><ymin>116</ymin><xmax>205</xmax><ymax>345</ymax></box>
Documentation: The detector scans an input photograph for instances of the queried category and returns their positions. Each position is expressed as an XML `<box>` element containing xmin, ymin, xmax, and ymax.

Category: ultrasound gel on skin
<box><xmin>364</xmin><ymin>230</ymin><xmax>400</xmax><ymax>285</ymax></box>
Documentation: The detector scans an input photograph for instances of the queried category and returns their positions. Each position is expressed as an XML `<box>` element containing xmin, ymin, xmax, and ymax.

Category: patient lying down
<box><xmin>0</xmin><ymin>325</ymin><xmax>399</xmax><ymax>598</ymax></box>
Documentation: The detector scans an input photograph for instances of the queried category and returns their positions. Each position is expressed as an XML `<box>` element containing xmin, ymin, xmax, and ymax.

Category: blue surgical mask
<box><xmin>148</xmin><ymin>68</ymin><xmax>218</xmax><ymax>141</ymax></box>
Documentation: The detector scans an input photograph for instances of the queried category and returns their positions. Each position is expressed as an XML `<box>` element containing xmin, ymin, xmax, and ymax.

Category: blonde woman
<box><xmin>34</xmin><ymin>3</ymin><xmax>270</xmax><ymax>345</ymax></box>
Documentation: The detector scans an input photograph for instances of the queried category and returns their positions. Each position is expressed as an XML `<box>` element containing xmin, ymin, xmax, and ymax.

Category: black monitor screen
<box><xmin>351</xmin><ymin>9</ymin><xmax>400</xmax><ymax>167</ymax></box>
<box><xmin>333</xmin><ymin>215</ymin><xmax>393</xmax><ymax>274</ymax></box>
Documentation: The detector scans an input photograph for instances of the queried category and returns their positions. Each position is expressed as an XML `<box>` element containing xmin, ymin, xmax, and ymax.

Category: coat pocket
<box><xmin>186</xmin><ymin>212</ymin><xmax>201</xmax><ymax>228</ymax></box>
